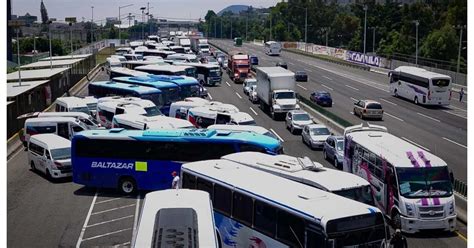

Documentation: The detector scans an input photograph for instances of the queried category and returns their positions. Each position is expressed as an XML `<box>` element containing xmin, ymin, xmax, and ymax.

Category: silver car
<box><xmin>323</xmin><ymin>135</ymin><xmax>344</xmax><ymax>169</ymax></box>
<box><xmin>353</xmin><ymin>100</ymin><xmax>384</xmax><ymax>120</ymax></box>
<box><xmin>301</xmin><ymin>124</ymin><xmax>332</xmax><ymax>149</ymax></box>
<box><xmin>243</xmin><ymin>78</ymin><xmax>257</xmax><ymax>95</ymax></box>
<box><xmin>285</xmin><ymin>110</ymin><xmax>313</xmax><ymax>134</ymax></box>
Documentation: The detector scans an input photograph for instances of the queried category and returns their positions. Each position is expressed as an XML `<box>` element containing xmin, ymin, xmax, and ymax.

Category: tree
<box><xmin>420</xmin><ymin>25</ymin><xmax>458</xmax><ymax>61</ymax></box>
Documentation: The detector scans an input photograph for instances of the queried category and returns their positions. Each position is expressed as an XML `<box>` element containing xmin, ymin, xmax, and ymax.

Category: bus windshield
<box><xmin>144</xmin><ymin>107</ymin><xmax>162</xmax><ymax>117</ymax></box>
<box><xmin>209</xmin><ymin>69</ymin><xmax>221</xmax><ymax>77</ymax></box>
<box><xmin>141</xmin><ymin>93</ymin><xmax>164</xmax><ymax>107</ymax></box>
<box><xmin>71</xmin><ymin>107</ymin><xmax>91</xmax><ymax>114</ymax></box>
<box><xmin>161</xmin><ymin>88</ymin><xmax>180</xmax><ymax>105</ymax></box>
<box><xmin>397</xmin><ymin>167</ymin><xmax>453</xmax><ymax>198</ymax></box>
<box><xmin>180</xmin><ymin>85</ymin><xmax>200</xmax><ymax>98</ymax></box>
<box><xmin>328</xmin><ymin>225</ymin><xmax>386</xmax><ymax>248</ymax></box>
<box><xmin>334</xmin><ymin>185</ymin><xmax>375</xmax><ymax>206</ymax></box>
<box><xmin>50</xmin><ymin>148</ymin><xmax>71</xmax><ymax>160</ymax></box>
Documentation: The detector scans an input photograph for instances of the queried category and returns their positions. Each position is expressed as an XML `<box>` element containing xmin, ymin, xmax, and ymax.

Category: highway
<box><xmin>210</xmin><ymin>39</ymin><xmax>468</xmax><ymax>184</ymax></box>
<box><xmin>7</xmin><ymin>68</ymin><xmax>467</xmax><ymax>247</ymax></box>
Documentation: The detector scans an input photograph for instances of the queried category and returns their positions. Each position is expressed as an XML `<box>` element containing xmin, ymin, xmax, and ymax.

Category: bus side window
<box><xmin>232</xmin><ymin>192</ymin><xmax>253</xmax><ymax>227</ymax></box>
<box><xmin>276</xmin><ymin>210</ymin><xmax>304</xmax><ymax>247</ymax></box>
<box><xmin>213</xmin><ymin>184</ymin><xmax>232</xmax><ymax>216</ymax></box>
<box><xmin>182</xmin><ymin>172</ymin><xmax>196</xmax><ymax>189</ymax></box>
<box><xmin>196</xmin><ymin>177</ymin><xmax>213</xmax><ymax>201</ymax></box>
<box><xmin>306</xmin><ymin>229</ymin><xmax>325</xmax><ymax>247</ymax></box>
<box><xmin>55</xmin><ymin>105</ymin><xmax>60</xmax><ymax>112</ymax></box>
<box><xmin>254</xmin><ymin>200</ymin><xmax>277</xmax><ymax>237</ymax></box>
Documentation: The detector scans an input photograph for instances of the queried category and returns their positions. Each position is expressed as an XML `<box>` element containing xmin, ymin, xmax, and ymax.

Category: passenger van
<box><xmin>28</xmin><ymin>134</ymin><xmax>72</xmax><ymax>179</ymax></box>
<box><xmin>23</xmin><ymin>117</ymin><xmax>88</xmax><ymax>146</ymax></box>
<box><xmin>55</xmin><ymin>97</ymin><xmax>91</xmax><ymax>115</ymax></box>
<box><xmin>187</xmin><ymin>105</ymin><xmax>255</xmax><ymax>128</ymax></box>
<box><xmin>112</xmin><ymin>113</ymin><xmax>193</xmax><ymax>130</ymax></box>
<box><xmin>18</xmin><ymin>111</ymin><xmax>99</xmax><ymax>129</ymax></box>
<box><xmin>96</xmin><ymin>101</ymin><xmax>161</xmax><ymax>129</ymax></box>
<box><xmin>169</xmin><ymin>100</ymin><xmax>208</xmax><ymax>119</ymax></box>
<box><xmin>132</xmin><ymin>189</ymin><xmax>218</xmax><ymax>248</ymax></box>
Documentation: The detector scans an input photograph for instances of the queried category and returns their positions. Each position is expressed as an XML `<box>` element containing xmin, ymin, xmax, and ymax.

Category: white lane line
<box><xmin>7</xmin><ymin>148</ymin><xmax>24</xmax><ymax>163</ymax></box>
<box><xmin>288</xmin><ymin>62</ymin><xmax>295</xmax><ymax>66</ymax></box>
<box><xmin>249</xmin><ymin>107</ymin><xmax>258</xmax><ymax>116</ymax></box>
<box><xmin>345</xmin><ymin>85</ymin><xmax>359</xmax><ymax>91</ymax></box>
<box><xmin>270</xmin><ymin>128</ymin><xmax>284</xmax><ymax>142</ymax></box>
<box><xmin>385</xmin><ymin>112</ymin><xmax>404</xmax><ymax>122</ymax></box>
<box><xmin>321</xmin><ymin>84</ymin><xmax>333</xmax><ymax>91</ymax></box>
<box><xmin>379</xmin><ymin>98</ymin><xmax>397</xmax><ymax>106</ymax></box>
<box><xmin>94</xmin><ymin>197</ymin><xmax>123</xmax><ymax>205</ymax></box>
<box><xmin>76</xmin><ymin>191</ymin><xmax>98</xmax><ymax>248</ymax></box>
<box><xmin>80</xmin><ymin>228</ymin><xmax>133</xmax><ymax>242</ymax></box>
<box><xmin>304</xmin><ymin>68</ymin><xmax>313</xmax><ymax>72</ymax></box>
<box><xmin>442</xmin><ymin>110</ymin><xmax>467</xmax><ymax>119</ymax></box>
<box><xmin>350</xmin><ymin>97</ymin><xmax>358</xmax><ymax>101</ymax></box>
<box><xmin>442</xmin><ymin>137</ymin><xmax>467</xmax><ymax>149</ymax></box>
<box><xmin>86</xmin><ymin>215</ymin><xmax>134</xmax><ymax>228</ymax></box>
<box><xmin>208</xmin><ymin>93</ymin><xmax>213</xmax><ymax>100</ymax></box>
<box><xmin>225</xmin><ymin>81</ymin><xmax>231</xmax><ymax>86</ymax></box>
<box><xmin>401</xmin><ymin>137</ymin><xmax>431</xmax><ymax>151</ymax></box>
<box><xmin>91</xmin><ymin>204</ymin><xmax>136</xmax><ymax>216</ymax></box>
<box><xmin>235</xmin><ymin>92</ymin><xmax>243</xmax><ymax>99</ymax></box>
<box><xmin>417</xmin><ymin>112</ymin><xmax>441</xmax><ymax>123</ymax></box>
<box><xmin>323</xmin><ymin>76</ymin><xmax>333</xmax><ymax>81</ymax></box>
<box><xmin>448</xmin><ymin>105</ymin><xmax>467</xmax><ymax>112</ymax></box>
<box><xmin>297</xmin><ymin>84</ymin><xmax>307</xmax><ymax>90</ymax></box>
<box><xmin>114</xmin><ymin>242</ymin><xmax>131</xmax><ymax>248</ymax></box>
<box><xmin>132</xmin><ymin>194</ymin><xmax>141</xmax><ymax>241</ymax></box>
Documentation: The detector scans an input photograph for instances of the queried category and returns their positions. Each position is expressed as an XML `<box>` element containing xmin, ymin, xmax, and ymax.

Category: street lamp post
<box><xmin>370</xmin><ymin>27</ymin><xmax>376</xmax><ymax>53</ymax></box>
<box><xmin>455</xmin><ymin>25</ymin><xmax>466</xmax><ymax>84</ymax></box>
<box><xmin>33</xmin><ymin>36</ymin><xmax>37</xmax><ymax>54</ymax></box>
<box><xmin>230</xmin><ymin>18</ymin><xmax>233</xmax><ymax>39</ymax></box>
<box><xmin>414</xmin><ymin>20</ymin><xmax>419</xmax><ymax>65</ymax></box>
<box><xmin>140</xmin><ymin>7</ymin><xmax>146</xmax><ymax>40</ymax></box>
<box><xmin>48</xmin><ymin>20</ymin><xmax>52</xmax><ymax>69</ymax></box>
<box><xmin>363</xmin><ymin>5</ymin><xmax>368</xmax><ymax>55</ymax></box>
<box><xmin>294</xmin><ymin>6</ymin><xmax>308</xmax><ymax>51</ymax></box>
<box><xmin>119</xmin><ymin>4</ymin><xmax>133</xmax><ymax>45</ymax></box>
<box><xmin>69</xmin><ymin>22</ymin><xmax>73</xmax><ymax>57</ymax></box>
<box><xmin>91</xmin><ymin>6</ymin><xmax>94</xmax><ymax>44</ymax></box>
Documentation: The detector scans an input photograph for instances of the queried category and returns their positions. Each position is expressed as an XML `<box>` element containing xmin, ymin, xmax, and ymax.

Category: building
<box><xmin>17</xmin><ymin>13</ymin><xmax>38</xmax><ymax>26</ymax></box>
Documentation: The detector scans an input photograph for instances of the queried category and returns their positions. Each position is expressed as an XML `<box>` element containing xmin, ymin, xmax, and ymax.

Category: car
<box><xmin>285</xmin><ymin>110</ymin><xmax>313</xmax><ymax>134</ymax></box>
<box><xmin>249</xmin><ymin>55</ymin><xmax>259</xmax><ymax>66</ymax></box>
<box><xmin>248</xmin><ymin>85</ymin><xmax>259</xmax><ymax>103</ymax></box>
<box><xmin>310</xmin><ymin>91</ymin><xmax>333</xmax><ymax>107</ymax></box>
<box><xmin>301</xmin><ymin>124</ymin><xmax>332</xmax><ymax>149</ymax></box>
<box><xmin>276</xmin><ymin>61</ymin><xmax>288</xmax><ymax>69</ymax></box>
<box><xmin>295</xmin><ymin>71</ymin><xmax>308</xmax><ymax>82</ymax></box>
<box><xmin>323</xmin><ymin>135</ymin><xmax>344</xmax><ymax>169</ymax></box>
<box><xmin>243</xmin><ymin>78</ymin><xmax>257</xmax><ymax>95</ymax></box>
<box><xmin>353</xmin><ymin>100</ymin><xmax>383</xmax><ymax>120</ymax></box>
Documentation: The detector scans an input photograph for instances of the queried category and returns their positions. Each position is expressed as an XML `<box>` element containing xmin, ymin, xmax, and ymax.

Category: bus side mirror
<box><xmin>449</xmin><ymin>172</ymin><xmax>454</xmax><ymax>184</ymax></box>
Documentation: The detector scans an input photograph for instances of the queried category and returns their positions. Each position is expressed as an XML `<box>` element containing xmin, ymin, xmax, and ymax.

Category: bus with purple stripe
<box><xmin>343</xmin><ymin>123</ymin><xmax>456</xmax><ymax>234</ymax></box>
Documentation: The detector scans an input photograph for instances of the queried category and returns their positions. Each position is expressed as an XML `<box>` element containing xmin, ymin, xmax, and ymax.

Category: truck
<box><xmin>173</xmin><ymin>36</ymin><xmax>192</xmax><ymax>53</ymax></box>
<box><xmin>234</xmin><ymin>37</ymin><xmax>242</xmax><ymax>47</ymax></box>
<box><xmin>226</xmin><ymin>51</ymin><xmax>250</xmax><ymax>84</ymax></box>
<box><xmin>190</xmin><ymin>37</ymin><xmax>210</xmax><ymax>55</ymax></box>
<box><xmin>256</xmin><ymin>66</ymin><xmax>300</xmax><ymax>120</ymax></box>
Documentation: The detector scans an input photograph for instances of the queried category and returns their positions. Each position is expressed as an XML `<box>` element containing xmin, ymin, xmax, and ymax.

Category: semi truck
<box><xmin>227</xmin><ymin>51</ymin><xmax>250</xmax><ymax>84</ymax></box>
<box><xmin>190</xmin><ymin>37</ymin><xmax>210</xmax><ymax>55</ymax></box>
<box><xmin>173</xmin><ymin>36</ymin><xmax>192</xmax><ymax>53</ymax></box>
<box><xmin>256</xmin><ymin>66</ymin><xmax>299</xmax><ymax>120</ymax></box>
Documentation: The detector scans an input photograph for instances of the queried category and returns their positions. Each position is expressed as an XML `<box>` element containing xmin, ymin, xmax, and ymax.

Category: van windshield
<box><xmin>71</xmin><ymin>107</ymin><xmax>91</xmax><ymax>114</ymax></box>
<box><xmin>50</xmin><ymin>148</ymin><xmax>71</xmax><ymax>160</ymax></box>
<box><xmin>144</xmin><ymin>107</ymin><xmax>162</xmax><ymax>117</ymax></box>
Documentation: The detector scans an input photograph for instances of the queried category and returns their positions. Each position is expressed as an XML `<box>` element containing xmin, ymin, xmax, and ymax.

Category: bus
<box><xmin>147</xmin><ymin>74</ymin><xmax>203</xmax><ymax>99</ymax></box>
<box><xmin>175</xmin><ymin>62</ymin><xmax>222</xmax><ymax>86</ymax></box>
<box><xmin>142</xmin><ymin>49</ymin><xmax>176</xmax><ymax>59</ymax></box>
<box><xmin>265</xmin><ymin>41</ymin><xmax>282</xmax><ymax>56</ymax></box>
<box><xmin>181</xmin><ymin>159</ymin><xmax>388</xmax><ymax>248</ymax></box>
<box><xmin>112</xmin><ymin>113</ymin><xmax>193</xmax><ymax>130</ymax></box>
<box><xmin>343</xmin><ymin>123</ymin><xmax>456</xmax><ymax>233</ymax></box>
<box><xmin>109</xmin><ymin>67</ymin><xmax>149</xmax><ymax>79</ymax></box>
<box><xmin>388</xmin><ymin>66</ymin><xmax>452</xmax><ymax>106</ymax></box>
<box><xmin>132</xmin><ymin>189</ymin><xmax>218</xmax><ymax>248</ymax></box>
<box><xmin>135</xmin><ymin>64</ymin><xmax>196</xmax><ymax>78</ymax></box>
<box><xmin>223</xmin><ymin>152</ymin><xmax>375</xmax><ymax>206</ymax></box>
<box><xmin>71</xmin><ymin>128</ymin><xmax>283</xmax><ymax>194</ymax></box>
<box><xmin>88</xmin><ymin>81</ymin><xmax>164</xmax><ymax>108</ymax></box>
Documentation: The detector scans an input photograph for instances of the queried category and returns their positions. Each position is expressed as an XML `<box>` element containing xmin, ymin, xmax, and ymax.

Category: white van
<box><xmin>23</xmin><ymin>117</ymin><xmax>89</xmax><ymax>146</ymax></box>
<box><xmin>112</xmin><ymin>113</ymin><xmax>194</xmax><ymax>130</ymax></box>
<box><xmin>187</xmin><ymin>105</ymin><xmax>255</xmax><ymax>128</ymax></box>
<box><xmin>28</xmin><ymin>134</ymin><xmax>72</xmax><ymax>179</ymax></box>
<box><xmin>38</xmin><ymin>112</ymin><xmax>99</xmax><ymax>129</ymax></box>
<box><xmin>96</xmin><ymin>99</ymin><xmax>162</xmax><ymax>128</ymax></box>
<box><xmin>207</xmin><ymin>124</ymin><xmax>278</xmax><ymax>140</ymax></box>
<box><xmin>55</xmin><ymin>97</ymin><xmax>92</xmax><ymax>115</ymax></box>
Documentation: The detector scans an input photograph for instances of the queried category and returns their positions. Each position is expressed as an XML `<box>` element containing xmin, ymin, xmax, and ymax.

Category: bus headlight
<box><xmin>405</xmin><ymin>203</ymin><xmax>414</xmax><ymax>216</ymax></box>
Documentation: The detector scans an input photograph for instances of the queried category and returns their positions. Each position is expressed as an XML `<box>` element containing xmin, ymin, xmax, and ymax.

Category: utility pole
<box><xmin>414</xmin><ymin>20</ymin><xmax>419</xmax><ymax>65</ymax></box>
<box><xmin>119</xmin><ymin>4</ymin><xmax>133</xmax><ymax>44</ymax></box>
<box><xmin>91</xmin><ymin>6</ymin><xmax>94</xmax><ymax>44</ymax></box>
<box><xmin>49</xmin><ymin>20</ymin><xmax>52</xmax><ymax>69</ymax></box>
<box><xmin>246</xmin><ymin>12</ymin><xmax>248</xmax><ymax>41</ymax></box>
<box><xmin>371</xmin><ymin>27</ymin><xmax>376</xmax><ymax>53</ymax></box>
<box><xmin>363</xmin><ymin>5</ymin><xmax>368</xmax><ymax>55</ymax></box>
<box><xmin>230</xmin><ymin>18</ymin><xmax>233</xmax><ymax>39</ymax></box>
<box><xmin>214</xmin><ymin>18</ymin><xmax>217</xmax><ymax>38</ymax></box>
<box><xmin>455</xmin><ymin>25</ymin><xmax>466</xmax><ymax>84</ymax></box>
<box><xmin>220</xmin><ymin>18</ymin><xmax>223</xmax><ymax>38</ymax></box>
<box><xmin>140</xmin><ymin>7</ymin><xmax>146</xmax><ymax>40</ymax></box>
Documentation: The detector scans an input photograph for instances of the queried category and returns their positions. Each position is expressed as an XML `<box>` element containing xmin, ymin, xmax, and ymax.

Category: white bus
<box><xmin>112</xmin><ymin>113</ymin><xmax>194</xmax><ymax>130</ymax></box>
<box><xmin>389</xmin><ymin>66</ymin><xmax>452</xmax><ymax>106</ymax></box>
<box><xmin>222</xmin><ymin>152</ymin><xmax>375</xmax><ymax>206</ymax></box>
<box><xmin>343</xmin><ymin>123</ymin><xmax>456</xmax><ymax>233</ymax></box>
<box><xmin>132</xmin><ymin>189</ymin><xmax>218</xmax><ymax>248</ymax></box>
<box><xmin>181</xmin><ymin>159</ymin><xmax>388</xmax><ymax>248</ymax></box>
<box><xmin>265</xmin><ymin>41</ymin><xmax>282</xmax><ymax>56</ymax></box>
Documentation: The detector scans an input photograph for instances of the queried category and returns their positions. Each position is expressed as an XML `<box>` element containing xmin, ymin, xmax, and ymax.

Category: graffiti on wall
<box><xmin>346</xmin><ymin>51</ymin><xmax>381</xmax><ymax>67</ymax></box>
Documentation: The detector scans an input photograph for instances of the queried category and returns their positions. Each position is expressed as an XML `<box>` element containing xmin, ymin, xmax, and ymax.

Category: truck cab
<box><xmin>227</xmin><ymin>53</ymin><xmax>250</xmax><ymax>84</ymax></box>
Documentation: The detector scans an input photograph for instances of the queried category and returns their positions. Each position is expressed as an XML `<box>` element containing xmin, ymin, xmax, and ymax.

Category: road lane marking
<box><xmin>86</xmin><ymin>215</ymin><xmax>134</xmax><ymax>228</ymax></box>
<box><xmin>384</xmin><ymin>112</ymin><xmax>404</xmax><ymax>122</ymax></box>
<box><xmin>456</xmin><ymin>231</ymin><xmax>468</xmax><ymax>242</ymax></box>
<box><xmin>345</xmin><ymin>85</ymin><xmax>359</xmax><ymax>91</ymax></box>
<box><xmin>235</xmin><ymin>92</ymin><xmax>243</xmax><ymax>99</ymax></box>
<box><xmin>249</xmin><ymin>107</ymin><xmax>258</xmax><ymax>116</ymax></box>
<box><xmin>350</xmin><ymin>97</ymin><xmax>358</xmax><ymax>101</ymax></box>
<box><xmin>441</xmin><ymin>110</ymin><xmax>467</xmax><ymax>119</ymax></box>
<box><xmin>401</xmin><ymin>137</ymin><xmax>430</xmax><ymax>151</ymax></box>
<box><xmin>321</xmin><ymin>84</ymin><xmax>333</xmax><ymax>91</ymax></box>
<box><xmin>114</xmin><ymin>242</ymin><xmax>131</xmax><ymax>248</ymax></box>
<box><xmin>270</xmin><ymin>128</ymin><xmax>284</xmax><ymax>142</ymax></box>
<box><xmin>304</xmin><ymin>68</ymin><xmax>313</xmax><ymax>72</ymax></box>
<box><xmin>288</xmin><ymin>62</ymin><xmax>295</xmax><ymax>66</ymax></box>
<box><xmin>225</xmin><ymin>81</ymin><xmax>230</xmax><ymax>86</ymax></box>
<box><xmin>297</xmin><ymin>84</ymin><xmax>307</xmax><ymax>90</ymax></box>
<box><xmin>323</xmin><ymin>76</ymin><xmax>333</xmax><ymax>81</ymax></box>
<box><xmin>81</xmin><ymin>228</ymin><xmax>133</xmax><ymax>242</ymax></box>
<box><xmin>442</xmin><ymin>137</ymin><xmax>467</xmax><ymax>149</ymax></box>
<box><xmin>417</xmin><ymin>112</ymin><xmax>441</xmax><ymax>122</ymax></box>
<box><xmin>76</xmin><ymin>191</ymin><xmax>98</xmax><ymax>248</ymax></box>
<box><xmin>95</xmin><ymin>197</ymin><xmax>123</xmax><ymax>205</ymax></box>
<box><xmin>449</xmin><ymin>105</ymin><xmax>467</xmax><ymax>112</ymax></box>
<box><xmin>208</xmin><ymin>93</ymin><xmax>213</xmax><ymax>100</ymax></box>
<box><xmin>91</xmin><ymin>204</ymin><xmax>136</xmax><ymax>216</ymax></box>
<box><xmin>379</xmin><ymin>98</ymin><xmax>397</xmax><ymax>106</ymax></box>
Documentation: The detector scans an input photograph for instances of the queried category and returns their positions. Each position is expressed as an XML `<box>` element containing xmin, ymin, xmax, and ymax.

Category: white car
<box><xmin>285</xmin><ymin>110</ymin><xmax>313</xmax><ymax>134</ymax></box>
<box><xmin>301</xmin><ymin>124</ymin><xmax>332</xmax><ymax>149</ymax></box>
<box><xmin>243</xmin><ymin>78</ymin><xmax>257</xmax><ymax>95</ymax></box>
<box><xmin>248</xmin><ymin>85</ymin><xmax>259</xmax><ymax>103</ymax></box>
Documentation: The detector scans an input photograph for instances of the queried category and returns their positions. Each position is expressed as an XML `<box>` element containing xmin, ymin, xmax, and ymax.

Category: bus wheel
<box><xmin>392</xmin><ymin>211</ymin><xmax>402</xmax><ymax>230</ymax></box>
<box><xmin>414</xmin><ymin>97</ymin><xmax>419</xmax><ymax>105</ymax></box>
<box><xmin>119</xmin><ymin>177</ymin><xmax>136</xmax><ymax>194</ymax></box>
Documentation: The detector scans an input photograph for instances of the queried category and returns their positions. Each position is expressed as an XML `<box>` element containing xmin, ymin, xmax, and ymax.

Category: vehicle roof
<box><xmin>98</xmin><ymin>97</ymin><xmax>155</xmax><ymax>108</ymax></box>
<box><xmin>136</xmin><ymin>64</ymin><xmax>189</xmax><ymax>73</ymax></box>
<box><xmin>222</xmin><ymin>152</ymin><xmax>370</xmax><ymax>191</ymax></box>
<box><xmin>56</xmin><ymin>96</ymin><xmax>90</xmax><ymax>107</ymax></box>
<box><xmin>244</xmin><ymin>78</ymin><xmax>257</xmax><ymax>82</ymax></box>
<box><xmin>345</xmin><ymin>124</ymin><xmax>446</xmax><ymax>168</ymax></box>
<box><xmin>256</xmin><ymin>66</ymin><xmax>294</xmax><ymax>77</ymax></box>
<box><xmin>25</xmin><ymin>116</ymin><xmax>79</xmax><ymax>123</ymax></box>
<box><xmin>38</xmin><ymin>112</ymin><xmax>91</xmax><ymax>119</ymax></box>
<box><xmin>134</xmin><ymin>189</ymin><xmax>216</xmax><ymax>248</ymax></box>
<box><xmin>142</xmin><ymin>49</ymin><xmax>176</xmax><ymax>55</ymax></box>
<box><xmin>98</xmin><ymin>102</ymin><xmax>147</xmax><ymax>114</ymax></box>
<box><xmin>114</xmin><ymin>114</ymin><xmax>193</xmax><ymax>129</ymax></box>
<box><xmin>207</xmin><ymin>124</ymin><xmax>269</xmax><ymax>135</ymax></box>
<box><xmin>189</xmin><ymin>104</ymin><xmax>239</xmax><ymax>115</ymax></box>
<box><xmin>182</xmin><ymin>159</ymin><xmax>380</xmax><ymax>226</ymax></box>
<box><xmin>230</xmin><ymin>112</ymin><xmax>254</xmax><ymax>123</ymax></box>
<box><xmin>90</xmin><ymin>81</ymin><xmax>162</xmax><ymax>94</ymax></box>
<box><xmin>392</xmin><ymin>66</ymin><xmax>451</xmax><ymax>80</ymax></box>
<box><xmin>179</xmin><ymin>62</ymin><xmax>219</xmax><ymax>69</ymax></box>
<box><xmin>232</xmin><ymin>54</ymin><xmax>248</xmax><ymax>60</ymax></box>
<box><xmin>110</xmin><ymin>67</ymin><xmax>150</xmax><ymax>77</ymax></box>
<box><xmin>306</xmin><ymin>124</ymin><xmax>328</xmax><ymax>129</ymax></box>
<box><xmin>288</xmin><ymin>110</ymin><xmax>308</xmax><ymax>115</ymax></box>
<box><xmin>113</xmin><ymin>77</ymin><xmax>178</xmax><ymax>88</ymax></box>
<box><xmin>29</xmin><ymin>133</ymin><xmax>71</xmax><ymax>148</ymax></box>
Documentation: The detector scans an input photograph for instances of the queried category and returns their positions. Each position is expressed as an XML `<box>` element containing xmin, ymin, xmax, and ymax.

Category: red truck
<box><xmin>227</xmin><ymin>51</ymin><xmax>250</xmax><ymax>83</ymax></box>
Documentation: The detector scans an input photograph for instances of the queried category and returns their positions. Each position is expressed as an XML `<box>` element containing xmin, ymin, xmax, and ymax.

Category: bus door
<box><xmin>57</xmin><ymin>122</ymin><xmax>70</xmax><ymax>140</ymax></box>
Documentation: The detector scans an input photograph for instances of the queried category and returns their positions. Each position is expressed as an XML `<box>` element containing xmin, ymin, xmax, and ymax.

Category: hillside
<box><xmin>217</xmin><ymin>5</ymin><xmax>249</xmax><ymax>16</ymax></box>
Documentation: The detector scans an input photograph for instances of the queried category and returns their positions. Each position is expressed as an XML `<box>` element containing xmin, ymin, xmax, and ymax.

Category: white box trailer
<box><xmin>256</xmin><ymin>66</ymin><xmax>299</xmax><ymax>119</ymax></box>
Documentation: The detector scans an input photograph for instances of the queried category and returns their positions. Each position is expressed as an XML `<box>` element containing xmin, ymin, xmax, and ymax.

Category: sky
<box><xmin>11</xmin><ymin>0</ymin><xmax>280</xmax><ymax>22</ymax></box>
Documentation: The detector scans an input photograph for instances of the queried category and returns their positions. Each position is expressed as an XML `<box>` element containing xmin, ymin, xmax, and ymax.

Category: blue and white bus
<box><xmin>88</xmin><ymin>81</ymin><xmax>164</xmax><ymax>108</ymax></box>
<box><xmin>147</xmin><ymin>74</ymin><xmax>204</xmax><ymax>99</ymax></box>
<box><xmin>181</xmin><ymin>159</ymin><xmax>389</xmax><ymax>248</ymax></box>
<box><xmin>71</xmin><ymin>128</ymin><xmax>282</xmax><ymax>194</ymax></box>
<box><xmin>135</xmin><ymin>64</ymin><xmax>196</xmax><ymax>78</ymax></box>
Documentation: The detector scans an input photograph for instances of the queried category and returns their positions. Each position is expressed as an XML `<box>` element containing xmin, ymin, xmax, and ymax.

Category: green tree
<box><xmin>420</xmin><ymin>25</ymin><xmax>458</xmax><ymax>61</ymax></box>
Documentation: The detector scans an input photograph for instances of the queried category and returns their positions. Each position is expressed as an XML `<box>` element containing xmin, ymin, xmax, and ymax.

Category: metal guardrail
<box><xmin>297</xmin><ymin>95</ymin><xmax>353</xmax><ymax>128</ymax></box>
<box><xmin>283</xmin><ymin>48</ymin><xmax>371</xmax><ymax>71</ymax></box>
<box><xmin>454</xmin><ymin>179</ymin><xmax>467</xmax><ymax>198</ymax></box>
